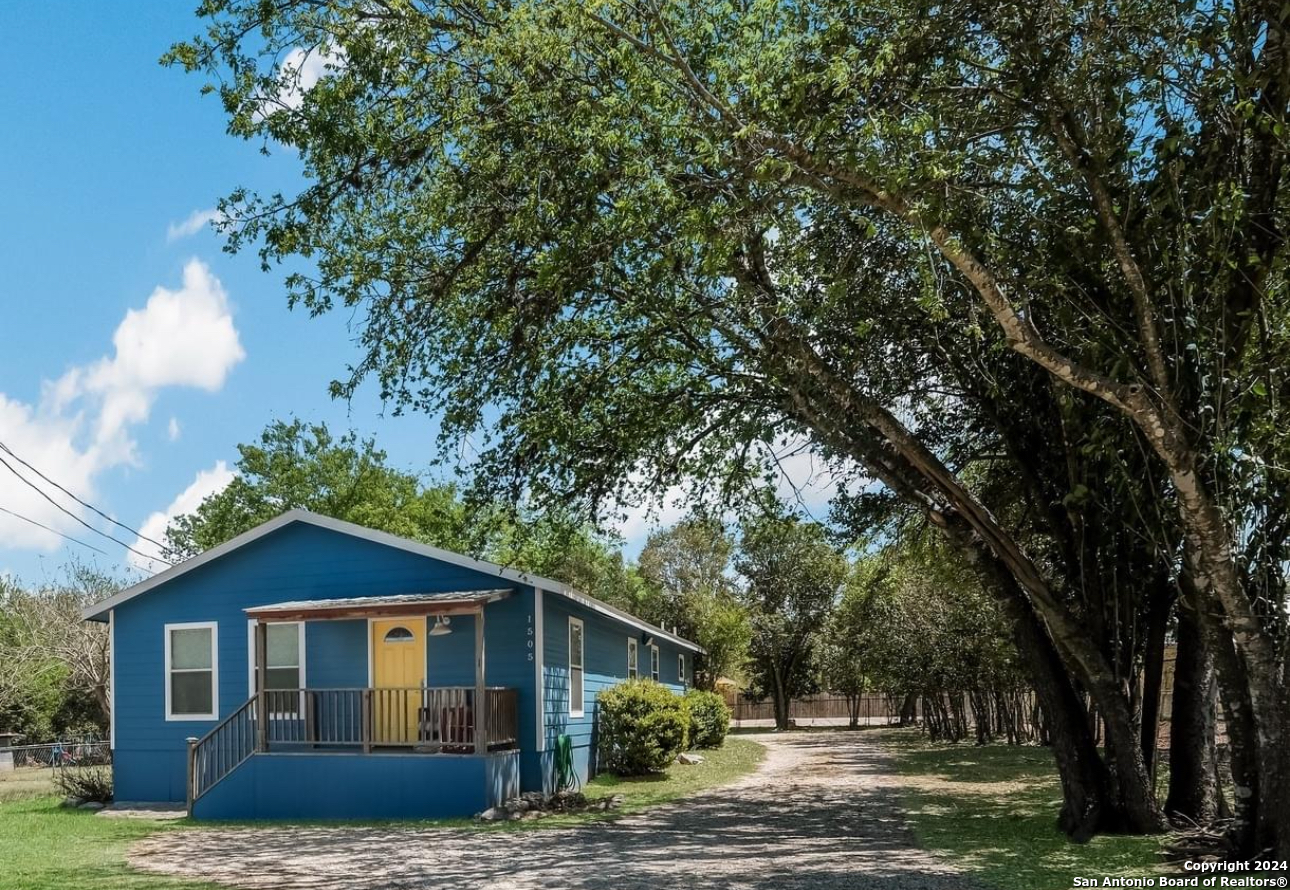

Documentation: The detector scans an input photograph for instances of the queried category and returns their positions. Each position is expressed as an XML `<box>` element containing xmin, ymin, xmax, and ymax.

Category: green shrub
<box><xmin>597</xmin><ymin>679</ymin><xmax>689</xmax><ymax>775</ymax></box>
<box><xmin>685</xmin><ymin>689</ymin><xmax>731</xmax><ymax>748</ymax></box>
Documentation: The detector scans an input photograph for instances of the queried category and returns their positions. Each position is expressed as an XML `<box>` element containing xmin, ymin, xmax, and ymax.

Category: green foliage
<box><xmin>596</xmin><ymin>680</ymin><xmax>689</xmax><ymax>775</ymax></box>
<box><xmin>169</xmin><ymin>0</ymin><xmax>1290</xmax><ymax>841</ymax></box>
<box><xmin>162</xmin><ymin>419</ymin><xmax>640</xmax><ymax>607</ymax></box>
<box><xmin>829</xmin><ymin>536</ymin><xmax>1022</xmax><ymax>705</ymax></box>
<box><xmin>636</xmin><ymin>518</ymin><xmax>751</xmax><ymax>687</ymax></box>
<box><xmin>0</xmin><ymin>567</ymin><xmax>114</xmax><ymax>742</ymax></box>
<box><xmin>735</xmin><ymin>514</ymin><xmax>847</xmax><ymax>724</ymax></box>
<box><xmin>164</xmin><ymin>419</ymin><xmax>474</xmax><ymax>559</ymax></box>
<box><xmin>683</xmin><ymin>689</ymin><xmax>731</xmax><ymax>749</ymax></box>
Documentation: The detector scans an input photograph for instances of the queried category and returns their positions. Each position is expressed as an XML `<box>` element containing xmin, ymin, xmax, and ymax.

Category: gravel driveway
<box><xmin>129</xmin><ymin>731</ymin><xmax>978</xmax><ymax>889</ymax></box>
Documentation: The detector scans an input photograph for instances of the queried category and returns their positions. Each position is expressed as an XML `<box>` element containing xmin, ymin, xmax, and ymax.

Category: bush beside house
<box><xmin>685</xmin><ymin>689</ymin><xmax>731</xmax><ymax>749</ymax></box>
<box><xmin>597</xmin><ymin>680</ymin><xmax>691</xmax><ymax>775</ymax></box>
<box><xmin>598</xmin><ymin>680</ymin><xmax>734</xmax><ymax>776</ymax></box>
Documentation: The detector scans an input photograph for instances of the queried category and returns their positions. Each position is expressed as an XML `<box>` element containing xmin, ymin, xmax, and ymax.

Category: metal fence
<box><xmin>0</xmin><ymin>738</ymin><xmax>109</xmax><ymax>770</ymax></box>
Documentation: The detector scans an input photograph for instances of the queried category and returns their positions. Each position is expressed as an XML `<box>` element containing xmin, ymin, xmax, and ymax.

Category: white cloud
<box><xmin>128</xmin><ymin>461</ymin><xmax>235</xmax><ymax>572</ymax></box>
<box><xmin>610</xmin><ymin>483</ymin><xmax>692</xmax><ymax>552</ymax></box>
<box><xmin>167</xmin><ymin>417</ymin><xmax>181</xmax><ymax>442</ymax></box>
<box><xmin>0</xmin><ymin>396</ymin><xmax>100</xmax><ymax>551</ymax></box>
<box><xmin>0</xmin><ymin>260</ymin><xmax>244</xmax><ymax>559</ymax></box>
<box><xmin>257</xmin><ymin>45</ymin><xmax>346</xmax><ymax>120</ymax></box>
<box><xmin>77</xmin><ymin>259</ymin><xmax>245</xmax><ymax>463</ymax></box>
<box><xmin>166</xmin><ymin>208</ymin><xmax>221</xmax><ymax>242</ymax></box>
<box><xmin>608</xmin><ymin>438</ymin><xmax>847</xmax><ymax>556</ymax></box>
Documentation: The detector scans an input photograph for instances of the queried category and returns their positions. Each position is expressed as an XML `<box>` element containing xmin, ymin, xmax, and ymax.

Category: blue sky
<box><xmin>0</xmin><ymin>3</ymin><xmax>837</xmax><ymax>583</ymax></box>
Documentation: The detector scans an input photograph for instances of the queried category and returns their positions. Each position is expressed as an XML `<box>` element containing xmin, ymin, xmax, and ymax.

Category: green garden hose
<box><xmin>553</xmin><ymin>733</ymin><xmax>580</xmax><ymax>792</ymax></box>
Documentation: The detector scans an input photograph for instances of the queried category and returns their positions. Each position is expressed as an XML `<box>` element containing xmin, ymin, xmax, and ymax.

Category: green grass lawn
<box><xmin>548</xmin><ymin>737</ymin><xmax>765</xmax><ymax>823</ymax></box>
<box><xmin>0</xmin><ymin>739</ymin><xmax>764</xmax><ymax>887</ymax></box>
<box><xmin>886</xmin><ymin>730</ymin><xmax>1166</xmax><ymax>890</ymax></box>
<box><xmin>0</xmin><ymin>769</ymin><xmax>56</xmax><ymax>804</ymax></box>
<box><xmin>0</xmin><ymin>796</ymin><xmax>212</xmax><ymax>890</ymax></box>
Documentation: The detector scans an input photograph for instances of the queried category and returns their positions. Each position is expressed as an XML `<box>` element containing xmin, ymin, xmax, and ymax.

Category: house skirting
<box><xmin>191</xmin><ymin>750</ymin><xmax>520</xmax><ymax>821</ymax></box>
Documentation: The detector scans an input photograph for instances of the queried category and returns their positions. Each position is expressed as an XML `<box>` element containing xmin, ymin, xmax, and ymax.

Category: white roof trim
<box><xmin>82</xmin><ymin>509</ymin><xmax>703</xmax><ymax>652</ymax></box>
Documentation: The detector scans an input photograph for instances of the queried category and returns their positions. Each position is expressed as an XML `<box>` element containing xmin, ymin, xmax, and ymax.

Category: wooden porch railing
<box><xmin>187</xmin><ymin>697</ymin><xmax>257</xmax><ymax>811</ymax></box>
<box><xmin>186</xmin><ymin>687</ymin><xmax>520</xmax><ymax>812</ymax></box>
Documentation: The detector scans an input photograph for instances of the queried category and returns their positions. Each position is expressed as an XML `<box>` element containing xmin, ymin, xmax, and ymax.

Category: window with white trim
<box><xmin>247</xmin><ymin>621</ymin><xmax>305</xmax><ymax>715</ymax></box>
<box><xmin>569</xmin><ymin>618</ymin><xmax>585</xmax><ymax>717</ymax></box>
<box><xmin>627</xmin><ymin>638</ymin><xmax>638</xmax><ymax>679</ymax></box>
<box><xmin>165</xmin><ymin>622</ymin><xmax>218</xmax><ymax>720</ymax></box>
<box><xmin>650</xmin><ymin>644</ymin><xmax>660</xmax><ymax>682</ymax></box>
<box><xmin>678</xmin><ymin>653</ymin><xmax>687</xmax><ymax>689</ymax></box>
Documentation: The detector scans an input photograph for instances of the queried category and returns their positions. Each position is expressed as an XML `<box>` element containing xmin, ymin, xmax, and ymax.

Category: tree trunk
<box><xmin>899</xmin><ymin>693</ymin><xmax>917</xmax><ymax>726</ymax></box>
<box><xmin>1165</xmin><ymin>602</ymin><xmax>1219</xmax><ymax>824</ymax></box>
<box><xmin>978</xmin><ymin>561</ymin><xmax>1115</xmax><ymax>840</ymax></box>
<box><xmin>770</xmin><ymin>669</ymin><xmax>790</xmax><ymax>731</ymax></box>
<box><xmin>1140</xmin><ymin>590</ymin><xmax>1173</xmax><ymax>779</ymax></box>
<box><xmin>1180</xmin><ymin>568</ymin><xmax>1262</xmax><ymax>854</ymax></box>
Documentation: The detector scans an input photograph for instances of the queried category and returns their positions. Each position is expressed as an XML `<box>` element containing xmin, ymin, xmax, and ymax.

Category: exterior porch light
<box><xmin>428</xmin><ymin>615</ymin><xmax>453</xmax><ymax>636</ymax></box>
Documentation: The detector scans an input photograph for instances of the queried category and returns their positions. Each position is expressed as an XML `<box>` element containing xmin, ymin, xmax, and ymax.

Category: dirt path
<box><xmin>129</xmin><ymin>731</ymin><xmax>979</xmax><ymax>889</ymax></box>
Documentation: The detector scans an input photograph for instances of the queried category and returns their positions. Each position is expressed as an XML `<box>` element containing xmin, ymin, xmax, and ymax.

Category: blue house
<box><xmin>82</xmin><ymin>510</ymin><xmax>701</xmax><ymax>820</ymax></box>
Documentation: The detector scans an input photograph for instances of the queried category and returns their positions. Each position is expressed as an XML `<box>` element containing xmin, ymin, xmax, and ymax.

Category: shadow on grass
<box><xmin>885</xmin><ymin>730</ymin><xmax>1166</xmax><ymax>890</ymax></box>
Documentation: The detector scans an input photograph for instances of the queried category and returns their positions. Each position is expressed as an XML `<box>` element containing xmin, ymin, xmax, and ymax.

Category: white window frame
<box><xmin>678</xmin><ymin>653</ymin><xmax>686</xmax><ymax>688</ymax></box>
<box><xmin>569</xmin><ymin>617</ymin><xmax>585</xmax><ymax>718</ymax></box>
<box><xmin>247</xmin><ymin>620</ymin><xmax>306</xmax><ymax>717</ymax></box>
<box><xmin>164</xmin><ymin>621</ymin><xmax>219</xmax><ymax>721</ymax></box>
<box><xmin>627</xmin><ymin>637</ymin><xmax>639</xmax><ymax>680</ymax></box>
<box><xmin>650</xmin><ymin>643</ymin><xmax>660</xmax><ymax>682</ymax></box>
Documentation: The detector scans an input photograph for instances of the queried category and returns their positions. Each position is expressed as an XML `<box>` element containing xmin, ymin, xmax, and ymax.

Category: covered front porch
<box><xmin>186</xmin><ymin>590</ymin><xmax>525</xmax><ymax>818</ymax></box>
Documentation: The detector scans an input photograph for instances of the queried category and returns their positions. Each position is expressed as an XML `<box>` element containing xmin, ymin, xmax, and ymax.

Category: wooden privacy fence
<box><xmin>729</xmin><ymin>690</ymin><xmax>1046</xmax><ymax>744</ymax></box>
<box><xmin>730</xmin><ymin>693</ymin><xmax>910</xmax><ymax>726</ymax></box>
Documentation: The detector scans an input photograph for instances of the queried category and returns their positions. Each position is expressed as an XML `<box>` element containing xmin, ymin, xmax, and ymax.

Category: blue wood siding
<box><xmin>192</xmin><ymin>751</ymin><xmax>520</xmax><ymax>820</ymax></box>
<box><xmin>540</xmin><ymin>596</ymin><xmax>687</xmax><ymax>789</ymax></box>
<box><xmin>109</xmin><ymin>515</ymin><xmax>697</xmax><ymax>811</ymax></box>
<box><xmin>111</xmin><ymin>521</ymin><xmax>534</xmax><ymax>803</ymax></box>
<box><xmin>306</xmin><ymin>620</ymin><xmax>367</xmax><ymax>688</ymax></box>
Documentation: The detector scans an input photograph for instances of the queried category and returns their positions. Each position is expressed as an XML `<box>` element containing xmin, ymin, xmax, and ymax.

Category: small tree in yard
<box><xmin>818</xmin><ymin>558</ymin><xmax>890</xmax><ymax>728</ymax></box>
<box><xmin>684</xmin><ymin>689</ymin><xmax>731</xmax><ymax>749</ymax></box>
<box><xmin>598</xmin><ymin>680</ymin><xmax>689</xmax><ymax>775</ymax></box>
<box><xmin>637</xmin><ymin>518</ymin><xmax>752</xmax><ymax>690</ymax></box>
<box><xmin>736</xmin><ymin>515</ymin><xmax>847</xmax><ymax>731</ymax></box>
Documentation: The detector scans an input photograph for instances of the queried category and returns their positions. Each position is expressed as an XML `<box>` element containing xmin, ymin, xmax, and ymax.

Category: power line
<box><xmin>0</xmin><ymin>441</ymin><xmax>170</xmax><ymax>552</ymax></box>
<box><xmin>0</xmin><ymin>451</ymin><xmax>172</xmax><ymax>567</ymax></box>
<box><xmin>0</xmin><ymin>504</ymin><xmax>110</xmax><ymax>556</ymax></box>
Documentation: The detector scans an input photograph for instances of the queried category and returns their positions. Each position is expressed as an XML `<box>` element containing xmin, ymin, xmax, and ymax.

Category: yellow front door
<box><xmin>371</xmin><ymin>619</ymin><xmax>426</xmax><ymax>744</ymax></box>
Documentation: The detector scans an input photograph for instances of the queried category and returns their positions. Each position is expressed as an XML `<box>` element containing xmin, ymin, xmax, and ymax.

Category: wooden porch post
<box><xmin>255</xmin><ymin>620</ymin><xmax>268</xmax><ymax>753</ymax></box>
<box><xmin>475</xmin><ymin>606</ymin><xmax>487</xmax><ymax>754</ymax></box>
<box><xmin>185</xmin><ymin>737</ymin><xmax>198</xmax><ymax>817</ymax></box>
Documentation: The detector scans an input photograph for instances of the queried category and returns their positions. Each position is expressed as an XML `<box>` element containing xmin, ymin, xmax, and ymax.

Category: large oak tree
<box><xmin>173</xmin><ymin>0</ymin><xmax>1290</xmax><ymax>852</ymax></box>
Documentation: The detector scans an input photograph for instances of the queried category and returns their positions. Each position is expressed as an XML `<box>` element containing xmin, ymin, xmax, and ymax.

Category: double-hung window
<box><xmin>569</xmin><ymin>618</ymin><xmax>585</xmax><ymax>717</ymax></box>
<box><xmin>650</xmin><ymin>644</ymin><xmax>660</xmax><ymax>682</ymax></box>
<box><xmin>627</xmin><ymin>638</ymin><xmax>639</xmax><ymax>679</ymax></box>
<box><xmin>248</xmin><ymin>621</ymin><xmax>305</xmax><ymax>716</ymax></box>
<box><xmin>678</xmin><ymin>653</ymin><xmax>687</xmax><ymax>689</ymax></box>
<box><xmin>165</xmin><ymin>622</ymin><xmax>218</xmax><ymax>721</ymax></box>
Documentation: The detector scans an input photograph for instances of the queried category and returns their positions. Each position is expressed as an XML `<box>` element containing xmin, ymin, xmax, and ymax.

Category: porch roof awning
<box><xmin>244</xmin><ymin>589</ymin><xmax>513</xmax><ymax>622</ymax></box>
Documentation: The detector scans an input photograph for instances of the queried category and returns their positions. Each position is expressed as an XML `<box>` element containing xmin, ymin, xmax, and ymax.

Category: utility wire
<box><xmin>0</xmin><ymin>504</ymin><xmax>110</xmax><ymax>556</ymax></box>
<box><xmin>0</xmin><ymin>452</ymin><xmax>172</xmax><ymax>566</ymax></box>
<box><xmin>0</xmin><ymin>440</ymin><xmax>170</xmax><ymax>552</ymax></box>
